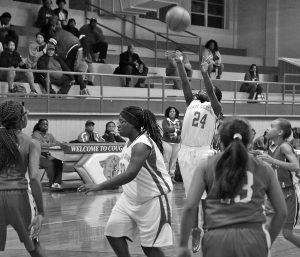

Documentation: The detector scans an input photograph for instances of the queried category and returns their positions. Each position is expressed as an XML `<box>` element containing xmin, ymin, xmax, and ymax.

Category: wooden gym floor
<box><xmin>1</xmin><ymin>183</ymin><xmax>300</xmax><ymax>257</ymax></box>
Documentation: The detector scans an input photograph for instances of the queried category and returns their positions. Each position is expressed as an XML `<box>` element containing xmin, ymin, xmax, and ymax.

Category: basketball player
<box><xmin>173</xmin><ymin>51</ymin><xmax>222</xmax><ymax>252</ymax></box>
<box><xmin>78</xmin><ymin>106</ymin><xmax>173</xmax><ymax>257</ymax></box>
<box><xmin>0</xmin><ymin>101</ymin><xmax>46</xmax><ymax>257</ymax></box>
<box><xmin>257</xmin><ymin>118</ymin><xmax>300</xmax><ymax>249</ymax></box>
<box><xmin>178</xmin><ymin>118</ymin><xmax>287</xmax><ymax>257</ymax></box>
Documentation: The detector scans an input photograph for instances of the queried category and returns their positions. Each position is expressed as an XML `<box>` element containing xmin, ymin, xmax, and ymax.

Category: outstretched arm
<box><xmin>200</xmin><ymin>60</ymin><xmax>222</xmax><ymax>117</ymax></box>
<box><xmin>174</xmin><ymin>53</ymin><xmax>194</xmax><ymax>106</ymax></box>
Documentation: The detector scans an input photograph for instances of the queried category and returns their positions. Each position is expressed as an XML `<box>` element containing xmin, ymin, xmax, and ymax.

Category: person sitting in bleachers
<box><xmin>240</xmin><ymin>64</ymin><xmax>263</xmax><ymax>103</ymax></box>
<box><xmin>78</xmin><ymin>120</ymin><xmax>105</xmax><ymax>143</ymax></box>
<box><xmin>102</xmin><ymin>121</ymin><xmax>125</xmax><ymax>143</ymax></box>
<box><xmin>166</xmin><ymin>46</ymin><xmax>192</xmax><ymax>89</ymax></box>
<box><xmin>114</xmin><ymin>44</ymin><xmax>148</xmax><ymax>88</ymax></box>
<box><xmin>64</xmin><ymin>18</ymin><xmax>79</xmax><ymax>38</ymax></box>
<box><xmin>25</xmin><ymin>32</ymin><xmax>47</xmax><ymax>70</ymax></box>
<box><xmin>79</xmin><ymin>18</ymin><xmax>108</xmax><ymax>63</ymax></box>
<box><xmin>48</xmin><ymin>23</ymin><xmax>90</xmax><ymax>95</ymax></box>
<box><xmin>36</xmin><ymin>43</ymin><xmax>74</xmax><ymax>94</ymax></box>
<box><xmin>202</xmin><ymin>39</ymin><xmax>224</xmax><ymax>79</ymax></box>
<box><xmin>0</xmin><ymin>12</ymin><xmax>19</xmax><ymax>52</ymax></box>
<box><xmin>0</xmin><ymin>40</ymin><xmax>37</xmax><ymax>94</ymax></box>
<box><xmin>36</xmin><ymin>0</ymin><xmax>55</xmax><ymax>29</ymax></box>
<box><xmin>53</xmin><ymin>0</ymin><xmax>68</xmax><ymax>28</ymax></box>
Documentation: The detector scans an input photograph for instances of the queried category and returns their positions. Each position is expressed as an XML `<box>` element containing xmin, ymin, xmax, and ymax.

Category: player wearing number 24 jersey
<box><xmin>173</xmin><ymin>52</ymin><xmax>223</xmax><ymax>253</ymax></box>
<box><xmin>177</xmin><ymin>118</ymin><xmax>287</xmax><ymax>257</ymax></box>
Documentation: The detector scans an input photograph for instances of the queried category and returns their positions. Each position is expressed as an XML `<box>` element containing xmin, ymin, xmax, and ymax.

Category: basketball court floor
<box><xmin>2</xmin><ymin>183</ymin><xmax>300</xmax><ymax>257</ymax></box>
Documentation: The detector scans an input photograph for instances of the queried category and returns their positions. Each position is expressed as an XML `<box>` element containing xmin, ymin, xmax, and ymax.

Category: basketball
<box><xmin>166</xmin><ymin>6</ymin><xmax>191</xmax><ymax>32</ymax></box>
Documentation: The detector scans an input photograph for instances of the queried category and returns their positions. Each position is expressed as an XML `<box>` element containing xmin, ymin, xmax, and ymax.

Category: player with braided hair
<box><xmin>172</xmin><ymin>52</ymin><xmax>223</xmax><ymax>252</ymax></box>
<box><xmin>0</xmin><ymin>101</ymin><xmax>46</xmax><ymax>257</ymax></box>
<box><xmin>79</xmin><ymin>106</ymin><xmax>173</xmax><ymax>257</ymax></box>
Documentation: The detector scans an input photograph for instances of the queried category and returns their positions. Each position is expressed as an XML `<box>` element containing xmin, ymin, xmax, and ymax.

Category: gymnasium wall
<box><xmin>24</xmin><ymin>114</ymin><xmax>300</xmax><ymax>144</ymax></box>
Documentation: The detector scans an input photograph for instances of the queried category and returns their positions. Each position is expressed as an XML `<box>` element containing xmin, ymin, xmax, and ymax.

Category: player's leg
<box><xmin>141</xmin><ymin>246</ymin><xmax>165</xmax><ymax>257</ymax></box>
<box><xmin>105</xmin><ymin>194</ymin><xmax>136</xmax><ymax>257</ymax></box>
<box><xmin>282</xmin><ymin>191</ymin><xmax>300</xmax><ymax>248</ymax></box>
<box><xmin>106</xmin><ymin>236</ymin><xmax>130</xmax><ymax>257</ymax></box>
<box><xmin>169</xmin><ymin>143</ymin><xmax>180</xmax><ymax>180</ymax></box>
<box><xmin>162</xmin><ymin>141</ymin><xmax>172</xmax><ymax>175</ymax></box>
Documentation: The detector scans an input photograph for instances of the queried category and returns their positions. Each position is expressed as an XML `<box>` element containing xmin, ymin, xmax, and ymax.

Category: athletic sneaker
<box><xmin>80</xmin><ymin>88</ymin><xmax>90</xmax><ymax>95</ymax></box>
<box><xmin>51</xmin><ymin>183</ymin><xmax>62</xmax><ymax>191</ymax></box>
<box><xmin>192</xmin><ymin>227</ymin><xmax>203</xmax><ymax>253</ymax></box>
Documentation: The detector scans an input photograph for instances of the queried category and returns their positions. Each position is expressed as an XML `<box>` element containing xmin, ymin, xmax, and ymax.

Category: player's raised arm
<box><xmin>200</xmin><ymin>59</ymin><xmax>222</xmax><ymax>117</ymax></box>
<box><xmin>174</xmin><ymin>52</ymin><xmax>194</xmax><ymax>106</ymax></box>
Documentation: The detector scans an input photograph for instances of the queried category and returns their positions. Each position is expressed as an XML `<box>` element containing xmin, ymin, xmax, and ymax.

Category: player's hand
<box><xmin>166</xmin><ymin>50</ymin><xmax>183</xmax><ymax>63</ymax></box>
<box><xmin>177</xmin><ymin>246</ymin><xmax>191</xmax><ymax>257</ymax></box>
<box><xmin>77</xmin><ymin>184</ymin><xmax>100</xmax><ymax>194</ymax></box>
<box><xmin>256</xmin><ymin>153</ymin><xmax>275</xmax><ymax>164</ymax></box>
<box><xmin>29</xmin><ymin>214</ymin><xmax>43</xmax><ymax>239</ymax></box>
<box><xmin>200</xmin><ymin>55</ymin><xmax>213</xmax><ymax>73</ymax></box>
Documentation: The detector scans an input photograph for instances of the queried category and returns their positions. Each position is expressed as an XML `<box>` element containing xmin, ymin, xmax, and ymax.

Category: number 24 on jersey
<box><xmin>192</xmin><ymin>111</ymin><xmax>207</xmax><ymax>128</ymax></box>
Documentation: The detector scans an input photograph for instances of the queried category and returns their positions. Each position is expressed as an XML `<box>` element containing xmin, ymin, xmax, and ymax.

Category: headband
<box><xmin>120</xmin><ymin>109</ymin><xmax>143</xmax><ymax>129</ymax></box>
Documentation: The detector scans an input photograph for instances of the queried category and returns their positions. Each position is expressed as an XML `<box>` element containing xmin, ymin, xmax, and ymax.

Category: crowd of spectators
<box><xmin>0</xmin><ymin>1</ymin><xmax>268</xmax><ymax>101</ymax></box>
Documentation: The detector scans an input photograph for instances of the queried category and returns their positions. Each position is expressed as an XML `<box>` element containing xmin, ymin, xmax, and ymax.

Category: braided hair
<box><xmin>120</xmin><ymin>106</ymin><xmax>164</xmax><ymax>154</ymax></box>
<box><xmin>0</xmin><ymin>101</ymin><xmax>24</xmax><ymax>170</ymax></box>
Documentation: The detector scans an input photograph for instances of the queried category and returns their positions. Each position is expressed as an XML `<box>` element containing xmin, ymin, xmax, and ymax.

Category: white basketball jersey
<box><xmin>181</xmin><ymin>100</ymin><xmax>217</xmax><ymax>147</ymax></box>
<box><xmin>119</xmin><ymin>134</ymin><xmax>173</xmax><ymax>204</ymax></box>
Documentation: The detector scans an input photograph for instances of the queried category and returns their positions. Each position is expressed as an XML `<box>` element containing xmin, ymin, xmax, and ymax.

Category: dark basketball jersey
<box><xmin>203</xmin><ymin>154</ymin><xmax>273</xmax><ymax>229</ymax></box>
<box><xmin>268</xmin><ymin>142</ymin><xmax>293</xmax><ymax>188</ymax></box>
<box><xmin>0</xmin><ymin>133</ymin><xmax>30</xmax><ymax>190</ymax></box>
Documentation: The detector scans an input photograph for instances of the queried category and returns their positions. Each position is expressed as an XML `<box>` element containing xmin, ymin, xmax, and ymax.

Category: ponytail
<box><xmin>215</xmin><ymin>118</ymin><xmax>251</xmax><ymax>199</ymax></box>
<box><xmin>0</xmin><ymin>101</ymin><xmax>24</xmax><ymax>170</ymax></box>
<box><xmin>142</xmin><ymin>110</ymin><xmax>163</xmax><ymax>154</ymax></box>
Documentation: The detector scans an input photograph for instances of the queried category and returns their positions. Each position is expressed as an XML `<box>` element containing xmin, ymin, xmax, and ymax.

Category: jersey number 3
<box><xmin>221</xmin><ymin>171</ymin><xmax>254</xmax><ymax>204</ymax></box>
<box><xmin>192</xmin><ymin>112</ymin><xmax>207</xmax><ymax>128</ymax></box>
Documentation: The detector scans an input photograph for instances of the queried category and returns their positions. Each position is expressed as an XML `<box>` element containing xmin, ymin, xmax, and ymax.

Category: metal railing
<box><xmin>1</xmin><ymin>67</ymin><xmax>300</xmax><ymax>117</ymax></box>
<box><xmin>84</xmin><ymin>0</ymin><xmax>201</xmax><ymax>66</ymax></box>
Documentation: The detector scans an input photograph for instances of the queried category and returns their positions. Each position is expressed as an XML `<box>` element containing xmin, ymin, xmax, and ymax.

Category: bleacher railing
<box><xmin>0</xmin><ymin>67</ymin><xmax>300</xmax><ymax>117</ymax></box>
<box><xmin>84</xmin><ymin>0</ymin><xmax>202</xmax><ymax>66</ymax></box>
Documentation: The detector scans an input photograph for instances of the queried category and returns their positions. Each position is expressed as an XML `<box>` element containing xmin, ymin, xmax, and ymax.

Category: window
<box><xmin>140</xmin><ymin>4</ymin><xmax>176</xmax><ymax>22</ymax></box>
<box><xmin>191</xmin><ymin>0</ymin><xmax>225</xmax><ymax>29</ymax></box>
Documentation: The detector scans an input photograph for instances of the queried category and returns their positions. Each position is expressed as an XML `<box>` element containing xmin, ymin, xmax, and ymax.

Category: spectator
<box><xmin>162</xmin><ymin>106</ymin><xmax>182</xmax><ymax>183</ymax></box>
<box><xmin>114</xmin><ymin>44</ymin><xmax>148</xmax><ymax>88</ymax></box>
<box><xmin>202</xmin><ymin>39</ymin><xmax>224</xmax><ymax>79</ymax></box>
<box><xmin>78</xmin><ymin>120</ymin><xmax>105</xmax><ymax>143</ymax></box>
<box><xmin>253</xmin><ymin>129</ymin><xmax>269</xmax><ymax>151</ymax></box>
<box><xmin>25</xmin><ymin>32</ymin><xmax>47</xmax><ymax>69</ymax></box>
<box><xmin>36</xmin><ymin>0</ymin><xmax>55</xmax><ymax>29</ymax></box>
<box><xmin>102</xmin><ymin>121</ymin><xmax>125</xmax><ymax>143</ymax></box>
<box><xmin>0</xmin><ymin>40</ymin><xmax>37</xmax><ymax>94</ymax></box>
<box><xmin>53</xmin><ymin>0</ymin><xmax>68</xmax><ymax>28</ymax></box>
<box><xmin>292</xmin><ymin>127</ymin><xmax>300</xmax><ymax>149</ymax></box>
<box><xmin>36</xmin><ymin>43</ymin><xmax>74</xmax><ymax>94</ymax></box>
<box><xmin>166</xmin><ymin>46</ymin><xmax>192</xmax><ymax>89</ymax></box>
<box><xmin>0</xmin><ymin>12</ymin><xmax>19</xmax><ymax>51</ymax></box>
<box><xmin>64</xmin><ymin>18</ymin><xmax>79</xmax><ymax>38</ymax></box>
<box><xmin>32</xmin><ymin>119</ymin><xmax>63</xmax><ymax>191</ymax></box>
<box><xmin>240</xmin><ymin>64</ymin><xmax>263</xmax><ymax>103</ymax></box>
<box><xmin>48</xmin><ymin>25</ymin><xmax>90</xmax><ymax>95</ymax></box>
<box><xmin>79</xmin><ymin>18</ymin><xmax>108</xmax><ymax>63</ymax></box>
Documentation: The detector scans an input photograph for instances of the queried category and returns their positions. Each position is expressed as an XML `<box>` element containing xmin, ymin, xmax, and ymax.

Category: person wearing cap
<box><xmin>166</xmin><ymin>46</ymin><xmax>192</xmax><ymax>89</ymax></box>
<box><xmin>79</xmin><ymin>18</ymin><xmax>108</xmax><ymax>63</ymax></box>
<box><xmin>46</xmin><ymin>23</ymin><xmax>90</xmax><ymax>95</ymax></box>
<box><xmin>78</xmin><ymin>120</ymin><xmax>104</xmax><ymax>143</ymax></box>
<box><xmin>36</xmin><ymin>43</ymin><xmax>74</xmax><ymax>94</ymax></box>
